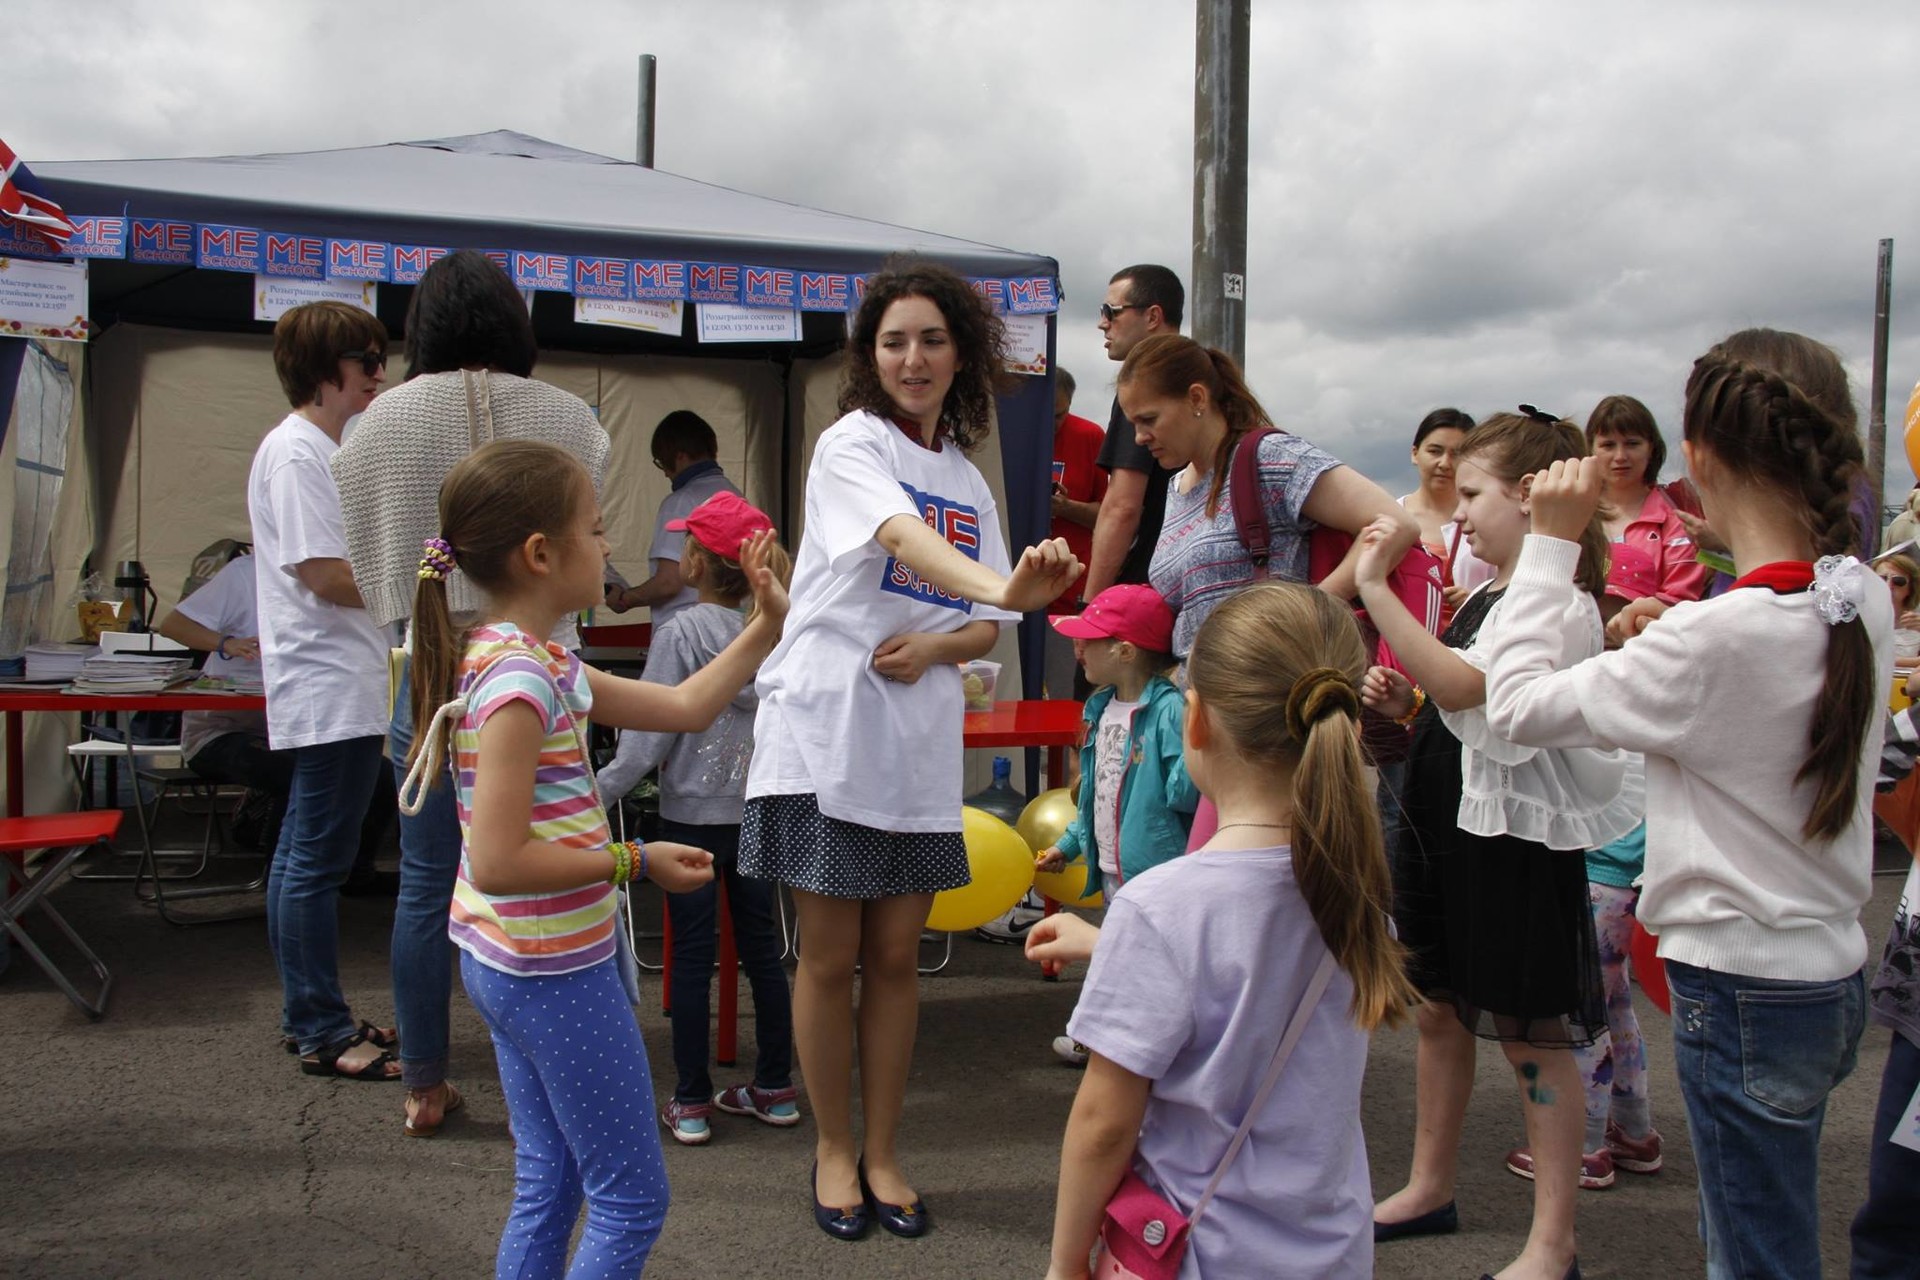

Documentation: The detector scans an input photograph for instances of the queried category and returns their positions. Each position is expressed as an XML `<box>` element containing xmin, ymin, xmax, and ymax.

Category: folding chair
<box><xmin>66</xmin><ymin>737</ymin><xmax>263</xmax><ymax>925</ymax></box>
<box><xmin>0</xmin><ymin>810</ymin><xmax>122</xmax><ymax>1018</ymax></box>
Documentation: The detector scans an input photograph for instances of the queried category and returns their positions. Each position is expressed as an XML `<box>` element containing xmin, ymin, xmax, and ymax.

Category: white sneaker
<box><xmin>974</xmin><ymin>905</ymin><xmax>1045</xmax><ymax>944</ymax></box>
<box><xmin>1052</xmin><ymin>1036</ymin><xmax>1090</xmax><ymax>1067</ymax></box>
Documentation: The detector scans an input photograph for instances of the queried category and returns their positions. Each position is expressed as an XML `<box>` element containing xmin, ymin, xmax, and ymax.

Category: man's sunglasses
<box><xmin>341</xmin><ymin>349</ymin><xmax>388</xmax><ymax>376</ymax></box>
<box><xmin>1099</xmin><ymin>302</ymin><xmax>1141</xmax><ymax>323</ymax></box>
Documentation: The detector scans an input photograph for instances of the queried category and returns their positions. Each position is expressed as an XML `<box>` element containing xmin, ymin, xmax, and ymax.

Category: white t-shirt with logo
<box><xmin>747</xmin><ymin>411</ymin><xmax>1017</xmax><ymax>831</ymax></box>
<box><xmin>1091</xmin><ymin>698</ymin><xmax>1139</xmax><ymax>875</ymax></box>
<box><xmin>246</xmin><ymin>413</ymin><xmax>392</xmax><ymax>750</ymax></box>
<box><xmin>173</xmin><ymin>554</ymin><xmax>267</xmax><ymax>760</ymax></box>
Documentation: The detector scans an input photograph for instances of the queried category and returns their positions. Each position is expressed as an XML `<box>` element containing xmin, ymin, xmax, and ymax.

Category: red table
<box><xmin>962</xmin><ymin>699</ymin><xmax>1084</xmax><ymax>791</ymax></box>
<box><xmin>0</xmin><ymin>688</ymin><xmax>267</xmax><ymax>818</ymax></box>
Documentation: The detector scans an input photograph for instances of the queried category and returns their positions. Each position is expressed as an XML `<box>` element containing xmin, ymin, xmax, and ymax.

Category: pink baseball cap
<box><xmin>665</xmin><ymin>491</ymin><xmax>775</xmax><ymax>559</ymax></box>
<box><xmin>1050</xmin><ymin>584</ymin><xmax>1176</xmax><ymax>652</ymax></box>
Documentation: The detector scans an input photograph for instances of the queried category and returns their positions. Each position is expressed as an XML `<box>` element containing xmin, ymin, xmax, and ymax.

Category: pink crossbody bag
<box><xmin>1093</xmin><ymin>951</ymin><xmax>1338</xmax><ymax>1280</ymax></box>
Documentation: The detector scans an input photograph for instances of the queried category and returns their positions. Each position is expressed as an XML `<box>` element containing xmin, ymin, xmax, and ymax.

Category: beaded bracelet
<box><xmin>1394</xmin><ymin>685</ymin><xmax>1428</xmax><ymax>727</ymax></box>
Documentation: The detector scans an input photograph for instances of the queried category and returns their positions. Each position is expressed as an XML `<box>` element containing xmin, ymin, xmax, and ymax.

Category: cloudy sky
<box><xmin>10</xmin><ymin>0</ymin><xmax>1920</xmax><ymax>501</ymax></box>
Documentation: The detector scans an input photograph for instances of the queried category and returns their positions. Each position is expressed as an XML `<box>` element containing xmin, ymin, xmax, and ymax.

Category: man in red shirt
<box><xmin>1045</xmin><ymin>366</ymin><xmax>1108</xmax><ymax>700</ymax></box>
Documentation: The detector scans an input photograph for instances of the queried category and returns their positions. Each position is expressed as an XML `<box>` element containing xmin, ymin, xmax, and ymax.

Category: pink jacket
<box><xmin>1606</xmin><ymin>486</ymin><xmax>1709</xmax><ymax>606</ymax></box>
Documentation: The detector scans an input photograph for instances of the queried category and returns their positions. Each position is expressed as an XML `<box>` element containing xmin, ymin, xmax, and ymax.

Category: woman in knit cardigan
<box><xmin>331</xmin><ymin>250</ymin><xmax>609</xmax><ymax>1138</ymax></box>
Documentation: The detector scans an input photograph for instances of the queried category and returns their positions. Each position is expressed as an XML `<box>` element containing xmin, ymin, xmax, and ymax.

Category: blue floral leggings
<box><xmin>1572</xmin><ymin>882</ymin><xmax>1653</xmax><ymax>1149</ymax></box>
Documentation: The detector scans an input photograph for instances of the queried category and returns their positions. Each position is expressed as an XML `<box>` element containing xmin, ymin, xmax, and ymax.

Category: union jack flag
<box><xmin>0</xmin><ymin>136</ymin><xmax>73</xmax><ymax>250</ymax></box>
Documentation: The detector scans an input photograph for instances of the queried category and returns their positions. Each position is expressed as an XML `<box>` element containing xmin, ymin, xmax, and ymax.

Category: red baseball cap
<box><xmin>1050</xmin><ymin>584</ymin><xmax>1175</xmax><ymax>652</ymax></box>
<box><xmin>665</xmin><ymin>491</ymin><xmax>775</xmax><ymax>559</ymax></box>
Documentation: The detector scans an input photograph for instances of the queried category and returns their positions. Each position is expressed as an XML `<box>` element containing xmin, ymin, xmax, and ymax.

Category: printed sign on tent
<box><xmin>574</xmin><ymin>296</ymin><xmax>684</xmax><ymax>335</ymax></box>
<box><xmin>0</xmin><ymin>257</ymin><xmax>88</xmax><ymax>340</ymax></box>
<box><xmin>253</xmin><ymin>275</ymin><xmax>377</xmax><ymax>323</ymax></box>
<box><xmin>1002</xmin><ymin>312</ymin><xmax>1048</xmax><ymax>375</ymax></box>
<box><xmin>696</xmin><ymin>303</ymin><xmax>802</xmax><ymax>344</ymax></box>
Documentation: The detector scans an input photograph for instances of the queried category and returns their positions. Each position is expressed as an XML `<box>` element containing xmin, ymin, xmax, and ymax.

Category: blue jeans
<box><xmin>389</xmin><ymin>659</ymin><xmax>465</xmax><ymax>1089</ymax></box>
<box><xmin>463</xmin><ymin>952</ymin><xmax>669</xmax><ymax>1278</ymax></box>
<box><xmin>1667</xmin><ymin>959</ymin><xmax>1866</xmax><ymax>1279</ymax></box>
<box><xmin>659</xmin><ymin>819</ymin><xmax>793</xmax><ymax>1102</ymax></box>
<box><xmin>1850</xmin><ymin>1031</ymin><xmax>1920</xmax><ymax>1278</ymax></box>
<box><xmin>266</xmin><ymin>735</ymin><xmax>385</xmax><ymax>1055</ymax></box>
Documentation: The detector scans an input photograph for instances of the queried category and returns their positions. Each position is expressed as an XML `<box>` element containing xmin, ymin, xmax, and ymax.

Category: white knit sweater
<box><xmin>1485</xmin><ymin>534</ymin><xmax>1890</xmax><ymax>982</ymax></box>
<box><xmin>331</xmin><ymin>371</ymin><xmax>609</xmax><ymax>629</ymax></box>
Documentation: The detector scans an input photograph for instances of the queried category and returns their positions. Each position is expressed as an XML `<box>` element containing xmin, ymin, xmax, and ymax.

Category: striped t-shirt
<box><xmin>447</xmin><ymin>622</ymin><xmax>616</xmax><ymax>977</ymax></box>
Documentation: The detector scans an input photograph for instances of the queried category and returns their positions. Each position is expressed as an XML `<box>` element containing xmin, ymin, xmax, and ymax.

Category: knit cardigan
<box><xmin>330</xmin><ymin>371</ymin><xmax>609</xmax><ymax>628</ymax></box>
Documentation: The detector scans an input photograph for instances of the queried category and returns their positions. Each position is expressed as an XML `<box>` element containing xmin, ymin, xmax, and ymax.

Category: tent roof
<box><xmin>36</xmin><ymin>130</ymin><xmax>1055</xmax><ymax>278</ymax></box>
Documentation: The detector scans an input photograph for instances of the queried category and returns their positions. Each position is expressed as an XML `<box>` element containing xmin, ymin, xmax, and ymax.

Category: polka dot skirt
<box><xmin>740</xmin><ymin>793</ymin><xmax>969</xmax><ymax>899</ymax></box>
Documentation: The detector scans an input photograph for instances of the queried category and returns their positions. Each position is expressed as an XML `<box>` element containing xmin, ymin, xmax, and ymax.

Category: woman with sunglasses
<box><xmin>1875</xmin><ymin>554</ymin><xmax>1920</xmax><ymax>632</ymax></box>
<box><xmin>331</xmin><ymin>249</ymin><xmax>609</xmax><ymax>1137</ymax></box>
<box><xmin>248</xmin><ymin>301</ymin><xmax>398</xmax><ymax>1081</ymax></box>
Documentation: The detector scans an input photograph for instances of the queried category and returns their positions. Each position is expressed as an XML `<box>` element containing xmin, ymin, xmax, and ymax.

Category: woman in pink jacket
<box><xmin>1586</xmin><ymin>396</ymin><xmax>1708</xmax><ymax>635</ymax></box>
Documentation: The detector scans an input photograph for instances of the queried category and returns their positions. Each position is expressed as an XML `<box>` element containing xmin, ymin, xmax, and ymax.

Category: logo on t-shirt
<box><xmin>880</xmin><ymin>482</ymin><xmax>980</xmax><ymax>611</ymax></box>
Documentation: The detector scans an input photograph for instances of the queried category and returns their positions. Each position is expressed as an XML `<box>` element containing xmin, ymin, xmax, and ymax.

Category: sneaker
<box><xmin>975</xmin><ymin>905</ymin><xmax>1045</xmax><ymax>944</ymax></box>
<box><xmin>1605</xmin><ymin>1120</ymin><xmax>1664</xmax><ymax>1174</ymax></box>
<box><xmin>1503</xmin><ymin>1144</ymin><xmax>1614</xmax><ymax>1190</ymax></box>
<box><xmin>1052</xmin><ymin>1035</ymin><xmax>1090</xmax><ymax>1067</ymax></box>
<box><xmin>713</xmin><ymin>1083</ymin><xmax>802</xmax><ymax>1127</ymax></box>
<box><xmin>659</xmin><ymin>1098</ymin><xmax>713</xmax><ymax>1146</ymax></box>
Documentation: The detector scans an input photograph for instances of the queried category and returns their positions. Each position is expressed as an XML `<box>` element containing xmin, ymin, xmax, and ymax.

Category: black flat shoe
<box><xmin>1374</xmin><ymin>1199</ymin><xmax>1458</xmax><ymax>1243</ymax></box>
<box><xmin>812</xmin><ymin>1161</ymin><xmax>871</xmax><ymax>1242</ymax></box>
<box><xmin>859</xmin><ymin>1160</ymin><xmax>930</xmax><ymax>1238</ymax></box>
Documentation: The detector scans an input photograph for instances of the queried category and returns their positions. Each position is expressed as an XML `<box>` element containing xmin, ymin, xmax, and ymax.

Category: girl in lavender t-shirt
<box><xmin>1033</xmin><ymin>583</ymin><xmax>1416</xmax><ymax>1280</ymax></box>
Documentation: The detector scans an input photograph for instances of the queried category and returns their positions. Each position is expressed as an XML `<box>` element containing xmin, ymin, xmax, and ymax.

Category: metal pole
<box><xmin>636</xmin><ymin>55</ymin><xmax>657</xmax><ymax>168</ymax></box>
<box><xmin>1870</xmin><ymin>237</ymin><xmax>1893</xmax><ymax>525</ymax></box>
<box><xmin>1192</xmin><ymin>0</ymin><xmax>1249</xmax><ymax>362</ymax></box>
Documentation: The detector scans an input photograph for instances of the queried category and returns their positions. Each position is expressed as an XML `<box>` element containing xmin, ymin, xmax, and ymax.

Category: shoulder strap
<box><xmin>1188</xmin><ymin>949</ymin><xmax>1338</xmax><ymax>1228</ymax></box>
<box><xmin>1229</xmin><ymin>427</ymin><xmax>1279</xmax><ymax>568</ymax></box>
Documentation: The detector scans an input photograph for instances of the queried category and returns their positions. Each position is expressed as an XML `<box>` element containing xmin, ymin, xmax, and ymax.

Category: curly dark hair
<box><xmin>838</xmin><ymin>259</ymin><xmax>1013</xmax><ymax>451</ymax></box>
<box><xmin>402</xmin><ymin>249</ymin><xmax>538</xmax><ymax>379</ymax></box>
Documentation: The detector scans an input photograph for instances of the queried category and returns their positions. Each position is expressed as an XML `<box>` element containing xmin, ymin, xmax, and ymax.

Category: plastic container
<box><xmin>960</xmin><ymin>659</ymin><xmax>1001</xmax><ymax>712</ymax></box>
<box><xmin>966</xmin><ymin>756</ymin><xmax>1027</xmax><ymax>825</ymax></box>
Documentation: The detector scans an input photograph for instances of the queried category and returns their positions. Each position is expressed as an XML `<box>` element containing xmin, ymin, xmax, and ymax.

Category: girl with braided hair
<box><xmin>1357</xmin><ymin>412</ymin><xmax>1640</xmax><ymax>1280</ymax></box>
<box><xmin>1484</xmin><ymin>329</ymin><xmax>1888</xmax><ymax>1280</ymax></box>
<box><xmin>1030</xmin><ymin>583</ymin><xmax>1414</xmax><ymax>1279</ymax></box>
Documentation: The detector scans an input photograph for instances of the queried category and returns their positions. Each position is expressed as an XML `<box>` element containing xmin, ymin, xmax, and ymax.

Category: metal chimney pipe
<box><xmin>636</xmin><ymin>55</ymin><xmax>657</xmax><ymax>168</ymax></box>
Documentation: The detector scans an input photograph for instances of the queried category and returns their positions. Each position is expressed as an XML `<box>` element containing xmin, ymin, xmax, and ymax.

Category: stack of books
<box><xmin>69</xmin><ymin>650</ymin><xmax>195</xmax><ymax>694</ymax></box>
<box><xmin>23</xmin><ymin>642</ymin><xmax>94</xmax><ymax>684</ymax></box>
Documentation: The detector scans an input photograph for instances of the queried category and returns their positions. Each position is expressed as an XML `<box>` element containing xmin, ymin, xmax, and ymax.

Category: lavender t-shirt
<box><xmin>1148</xmin><ymin>431</ymin><xmax>1340</xmax><ymax>657</ymax></box>
<box><xmin>1069</xmin><ymin>847</ymin><xmax>1372</xmax><ymax>1280</ymax></box>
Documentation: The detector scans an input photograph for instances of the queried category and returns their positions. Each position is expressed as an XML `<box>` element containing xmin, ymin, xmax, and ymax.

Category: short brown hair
<box><xmin>272</xmin><ymin>301</ymin><xmax>386</xmax><ymax>409</ymax></box>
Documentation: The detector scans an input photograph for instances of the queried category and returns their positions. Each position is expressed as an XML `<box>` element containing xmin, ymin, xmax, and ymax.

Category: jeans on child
<box><xmin>659</xmin><ymin>819</ymin><xmax>793</xmax><ymax>1103</ymax></box>
<box><xmin>463</xmin><ymin>951</ymin><xmax>669</xmax><ymax>1279</ymax></box>
<box><xmin>266</xmin><ymin>735</ymin><xmax>384</xmax><ymax>1054</ymax></box>
<box><xmin>1666</xmin><ymin>959</ymin><xmax>1865</xmax><ymax>1280</ymax></box>
<box><xmin>388</xmin><ymin>659</ymin><xmax>465</xmax><ymax>1089</ymax></box>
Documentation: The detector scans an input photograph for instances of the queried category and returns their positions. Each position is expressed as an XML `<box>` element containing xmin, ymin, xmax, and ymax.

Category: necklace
<box><xmin>1213</xmin><ymin>822</ymin><xmax>1287</xmax><ymax>834</ymax></box>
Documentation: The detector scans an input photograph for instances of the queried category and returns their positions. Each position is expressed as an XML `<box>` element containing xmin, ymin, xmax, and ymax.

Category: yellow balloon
<box><xmin>1035</xmin><ymin>863</ymin><xmax>1104</xmax><ymax>910</ymax></box>
<box><xmin>1015</xmin><ymin>787</ymin><xmax>1079</xmax><ymax>855</ymax></box>
<box><xmin>1904</xmin><ymin>377</ymin><xmax>1920</xmax><ymax>480</ymax></box>
<box><xmin>926</xmin><ymin>807</ymin><xmax>1037</xmax><ymax>933</ymax></box>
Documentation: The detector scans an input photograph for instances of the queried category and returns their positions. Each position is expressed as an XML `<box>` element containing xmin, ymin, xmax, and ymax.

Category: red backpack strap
<box><xmin>1230</xmin><ymin>427</ymin><xmax>1279</xmax><ymax>568</ymax></box>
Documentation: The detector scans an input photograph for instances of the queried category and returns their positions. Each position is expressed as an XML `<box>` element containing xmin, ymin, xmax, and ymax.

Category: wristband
<box><xmin>608</xmin><ymin>840</ymin><xmax>630</xmax><ymax>886</ymax></box>
<box><xmin>217</xmin><ymin>635</ymin><xmax>233</xmax><ymax>659</ymax></box>
<box><xmin>1394</xmin><ymin>685</ymin><xmax>1427</xmax><ymax>727</ymax></box>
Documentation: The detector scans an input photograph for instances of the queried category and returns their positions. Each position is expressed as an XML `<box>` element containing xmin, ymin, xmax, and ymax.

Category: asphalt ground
<box><xmin>0</xmin><ymin>822</ymin><xmax>1903</xmax><ymax>1279</ymax></box>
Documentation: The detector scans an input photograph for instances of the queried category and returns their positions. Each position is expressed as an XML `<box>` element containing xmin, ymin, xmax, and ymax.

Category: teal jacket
<box><xmin>1054</xmin><ymin>675</ymin><xmax>1199</xmax><ymax>889</ymax></box>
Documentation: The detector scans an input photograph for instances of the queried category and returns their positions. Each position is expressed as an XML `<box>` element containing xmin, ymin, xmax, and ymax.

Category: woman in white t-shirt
<box><xmin>741</xmin><ymin>262</ymin><xmax>1078</xmax><ymax>1242</ymax></box>
<box><xmin>246</xmin><ymin>301</ymin><xmax>399</xmax><ymax>1083</ymax></box>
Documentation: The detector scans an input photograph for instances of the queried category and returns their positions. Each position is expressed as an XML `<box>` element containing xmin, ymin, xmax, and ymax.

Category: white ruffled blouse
<box><xmin>1439</xmin><ymin>586</ymin><xmax>1644</xmax><ymax>851</ymax></box>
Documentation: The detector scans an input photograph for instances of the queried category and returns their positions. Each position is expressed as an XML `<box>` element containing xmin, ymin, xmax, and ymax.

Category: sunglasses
<box><xmin>1099</xmin><ymin>302</ymin><xmax>1141</xmax><ymax>323</ymax></box>
<box><xmin>1885</xmin><ymin>574</ymin><xmax>1911</xmax><ymax>588</ymax></box>
<box><xmin>340</xmin><ymin>349</ymin><xmax>388</xmax><ymax>376</ymax></box>
<box><xmin>1517</xmin><ymin>403</ymin><xmax>1562</xmax><ymax>425</ymax></box>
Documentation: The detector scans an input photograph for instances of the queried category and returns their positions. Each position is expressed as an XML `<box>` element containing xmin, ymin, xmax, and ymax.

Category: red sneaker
<box><xmin>1605</xmin><ymin>1121</ymin><xmax>1664</xmax><ymax>1174</ymax></box>
<box><xmin>1503</xmin><ymin>1145</ymin><xmax>1615</xmax><ymax>1190</ymax></box>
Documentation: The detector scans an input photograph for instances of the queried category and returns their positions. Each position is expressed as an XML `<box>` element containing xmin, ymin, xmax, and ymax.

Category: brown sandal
<box><xmin>404</xmin><ymin>1081</ymin><xmax>465</xmax><ymax>1138</ymax></box>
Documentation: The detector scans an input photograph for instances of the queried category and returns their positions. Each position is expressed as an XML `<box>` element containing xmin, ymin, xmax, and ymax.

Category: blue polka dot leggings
<box><xmin>462</xmin><ymin>952</ymin><xmax>669</xmax><ymax>1278</ymax></box>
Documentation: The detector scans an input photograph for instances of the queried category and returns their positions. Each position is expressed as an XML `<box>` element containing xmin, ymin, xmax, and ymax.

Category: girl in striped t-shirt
<box><xmin>401</xmin><ymin>440</ymin><xmax>788</xmax><ymax>1277</ymax></box>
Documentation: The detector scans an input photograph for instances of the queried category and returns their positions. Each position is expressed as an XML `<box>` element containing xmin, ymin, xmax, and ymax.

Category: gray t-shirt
<box><xmin>647</xmin><ymin>463</ymin><xmax>740</xmax><ymax>629</ymax></box>
<box><xmin>1069</xmin><ymin>847</ymin><xmax>1373</xmax><ymax>1279</ymax></box>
